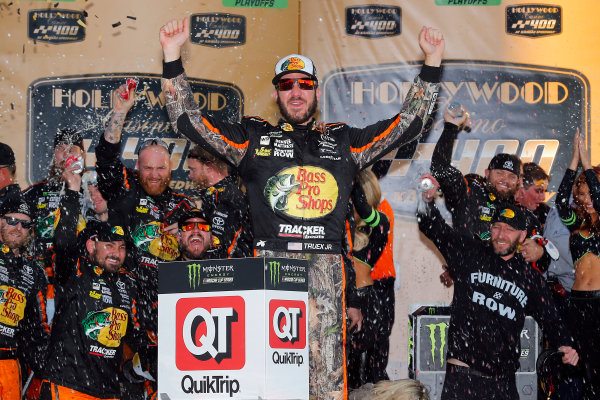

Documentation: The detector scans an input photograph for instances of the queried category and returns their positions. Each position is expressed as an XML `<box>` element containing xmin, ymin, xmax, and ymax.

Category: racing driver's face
<box><xmin>274</xmin><ymin>72</ymin><xmax>321</xmax><ymax>126</ymax></box>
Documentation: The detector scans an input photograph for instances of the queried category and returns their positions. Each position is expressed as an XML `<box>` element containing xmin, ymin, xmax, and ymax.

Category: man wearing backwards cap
<box><xmin>40</xmin><ymin>178</ymin><xmax>145</xmax><ymax>399</ymax></box>
<box><xmin>431</xmin><ymin>113</ymin><xmax>552</xmax><ymax>282</ymax></box>
<box><xmin>0</xmin><ymin>142</ymin><xmax>21</xmax><ymax>210</ymax></box>
<box><xmin>0</xmin><ymin>196</ymin><xmax>49</xmax><ymax>400</ymax></box>
<box><xmin>418</xmin><ymin>187</ymin><xmax>579</xmax><ymax>400</ymax></box>
<box><xmin>159</xmin><ymin>18</ymin><xmax>443</xmax><ymax>398</ymax></box>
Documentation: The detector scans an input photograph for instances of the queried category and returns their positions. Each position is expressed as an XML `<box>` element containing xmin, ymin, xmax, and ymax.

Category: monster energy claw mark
<box><xmin>426</xmin><ymin>322</ymin><xmax>448</xmax><ymax>367</ymax></box>
<box><xmin>188</xmin><ymin>264</ymin><xmax>202</xmax><ymax>289</ymax></box>
<box><xmin>269</xmin><ymin>261</ymin><xmax>280</xmax><ymax>286</ymax></box>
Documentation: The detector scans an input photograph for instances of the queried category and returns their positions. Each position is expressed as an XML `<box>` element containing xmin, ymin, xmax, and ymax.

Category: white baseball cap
<box><xmin>272</xmin><ymin>54</ymin><xmax>318</xmax><ymax>85</ymax></box>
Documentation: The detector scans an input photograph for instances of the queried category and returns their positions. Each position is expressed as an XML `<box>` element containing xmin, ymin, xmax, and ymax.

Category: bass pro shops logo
<box><xmin>346</xmin><ymin>5</ymin><xmax>401</xmax><ymax>39</ymax></box>
<box><xmin>176</xmin><ymin>296</ymin><xmax>245</xmax><ymax>370</ymax></box>
<box><xmin>28</xmin><ymin>10</ymin><xmax>86</xmax><ymax>44</ymax></box>
<box><xmin>264</xmin><ymin>166</ymin><xmax>338</xmax><ymax>219</ymax></box>
<box><xmin>269</xmin><ymin>300</ymin><xmax>306</xmax><ymax>349</ymax></box>
<box><xmin>506</xmin><ymin>5</ymin><xmax>562</xmax><ymax>38</ymax></box>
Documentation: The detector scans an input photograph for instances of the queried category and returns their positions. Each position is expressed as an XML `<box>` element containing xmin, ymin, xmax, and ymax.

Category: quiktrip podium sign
<box><xmin>158</xmin><ymin>257</ymin><xmax>309</xmax><ymax>399</ymax></box>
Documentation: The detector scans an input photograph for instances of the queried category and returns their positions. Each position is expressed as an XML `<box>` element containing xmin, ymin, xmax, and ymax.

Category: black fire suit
<box><xmin>197</xmin><ymin>174</ymin><xmax>253</xmax><ymax>258</ymax></box>
<box><xmin>418</xmin><ymin>202</ymin><xmax>573</xmax><ymax>399</ymax></box>
<box><xmin>0</xmin><ymin>239</ymin><xmax>49</xmax><ymax>396</ymax></box>
<box><xmin>42</xmin><ymin>188</ymin><xmax>143</xmax><ymax>398</ymax></box>
<box><xmin>22</xmin><ymin>179</ymin><xmax>84</xmax><ymax>322</ymax></box>
<box><xmin>95</xmin><ymin>136</ymin><xmax>194</xmax><ymax>351</ymax></box>
<box><xmin>162</xmin><ymin>57</ymin><xmax>440</xmax><ymax>399</ymax></box>
<box><xmin>430</xmin><ymin>122</ymin><xmax>551</xmax><ymax>272</ymax></box>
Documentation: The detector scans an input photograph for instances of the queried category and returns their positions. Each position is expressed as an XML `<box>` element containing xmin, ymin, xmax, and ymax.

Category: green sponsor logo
<box><xmin>223</xmin><ymin>0</ymin><xmax>287</xmax><ymax>8</ymax></box>
<box><xmin>269</xmin><ymin>261</ymin><xmax>281</xmax><ymax>286</ymax></box>
<box><xmin>82</xmin><ymin>310</ymin><xmax>111</xmax><ymax>340</ymax></box>
<box><xmin>408</xmin><ymin>319</ymin><xmax>413</xmax><ymax>367</ymax></box>
<box><xmin>426</xmin><ymin>322</ymin><xmax>449</xmax><ymax>367</ymax></box>
<box><xmin>435</xmin><ymin>0</ymin><xmax>501</xmax><ymax>5</ymax></box>
<box><xmin>131</xmin><ymin>223</ymin><xmax>161</xmax><ymax>252</ymax></box>
<box><xmin>188</xmin><ymin>263</ymin><xmax>202</xmax><ymax>289</ymax></box>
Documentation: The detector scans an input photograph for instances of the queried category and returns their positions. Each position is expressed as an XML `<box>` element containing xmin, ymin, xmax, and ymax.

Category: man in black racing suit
<box><xmin>430</xmin><ymin>111</ymin><xmax>554</xmax><ymax>282</ymax></box>
<box><xmin>0</xmin><ymin>196</ymin><xmax>49</xmax><ymax>400</ymax></box>
<box><xmin>418</xmin><ymin>181</ymin><xmax>579</xmax><ymax>399</ymax></box>
<box><xmin>187</xmin><ymin>145</ymin><xmax>253</xmax><ymax>258</ymax></box>
<box><xmin>40</xmin><ymin>165</ymin><xmax>144</xmax><ymax>399</ymax></box>
<box><xmin>94</xmin><ymin>83</ymin><xmax>195</xmax><ymax>392</ymax></box>
<box><xmin>159</xmin><ymin>17</ymin><xmax>444</xmax><ymax>399</ymax></box>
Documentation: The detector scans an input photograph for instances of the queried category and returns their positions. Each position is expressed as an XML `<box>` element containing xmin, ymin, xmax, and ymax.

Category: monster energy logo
<box><xmin>188</xmin><ymin>263</ymin><xmax>202</xmax><ymax>289</ymax></box>
<box><xmin>269</xmin><ymin>261</ymin><xmax>281</xmax><ymax>286</ymax></box>
<box><xmin>425</xmin><ymin>322</ymin><xmax>448</xmax><ymax>368</ymax></box>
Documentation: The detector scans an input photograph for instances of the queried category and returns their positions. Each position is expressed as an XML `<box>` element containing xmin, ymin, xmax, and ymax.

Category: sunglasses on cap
<box><xmin>180</xmin><ymin>222</ymin><xmax>211</xmax><ymax>232</ymax></box>
<box><xmin>3</xmin><ymin>216</ymin><xmax>33</xmax><ymax>230</ymax></box>
<box><xmin>139</xmin><ymin>138</ymin><xmax>170</xmax><ymax>153</ymax></box>
<box><xmin>276</xmin><ymin>78</ymin><xmax>317</xmax><ymax>92</ymax></box>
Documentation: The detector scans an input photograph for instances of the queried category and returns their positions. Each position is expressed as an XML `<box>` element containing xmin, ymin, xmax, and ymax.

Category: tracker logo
<box><xmin>346</xmin><ymin>5</ymin><xmax>401</xmax><ymax>39</ymax></box>
<box><xmin>269</xmin><ymin>300</ymin><xmax>306</xmax><ymax>349</ymax></box>
<box><xmin>176</xmin><ymin>296</ymin><xmax>245</xmax><ymax>370</ymax></box>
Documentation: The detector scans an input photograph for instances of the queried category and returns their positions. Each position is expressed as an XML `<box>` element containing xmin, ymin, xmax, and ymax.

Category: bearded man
<box><xmin>418</xmin><ymin>183</ymin><xmax>578</xmax><ymax>400</ymax></box>
<box><xmin>95</xmin><ymin>83</ymin><xmax>194</xmax><ymax>392</ymax></box>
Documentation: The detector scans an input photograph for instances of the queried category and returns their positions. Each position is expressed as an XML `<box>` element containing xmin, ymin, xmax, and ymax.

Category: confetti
<box><xmin>22</xmin><ymin>44</ymin><xmax>24</xmax><ymax>54</ymax></box>
<box><xmin>127</xmin><ymin>16</ymin><xmax>136</xmax><ymax>20</ymax></box>
<box><xmin>77</xmin><ymin>19</ymin><xmax>87</xmax><ymax>28</ymax></box>
<box><xmin>17</xmin><ymin>8</ymin><xmax>20</xmax><ymax>15</ymax></box>
<box><xmin>8</xmin><ymin>2</ymin><xmax>13</xmax><ymax>6</ymax></box>
<box><xmin>112</xmin><ymin>21</ymin><xmax>121</xmax><ymax>28</ymax></box>
<box><xmin>54</xmin><ymin>2</ymin><xmax>59</xmax><ymax>8</ymax></box>
<box><xmin>10</xmin><ymin>103</ymin><xmax>14</xmax><ymax>110</ymax></box>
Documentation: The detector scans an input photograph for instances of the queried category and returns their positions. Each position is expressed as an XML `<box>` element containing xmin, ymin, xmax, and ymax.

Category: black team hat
<box><xmin>0</xmin><ymin>195</ymin><xmax>31</xmax><ymax>218</ymax></box>
<box><xmin>86</xmin><ymin>221</ymin><xmax>127</xmax><ymax>242</ymax></box>
<box><xmin>491</xmin><ymin>203</ymin><xmax>527</xmax><ymax>231</ymax></box>
<box><xmin>487</xmin><ymin>153</ymin><xmax>521</xmax><ymax>177</ymax></box>
<box><xmin>0</xmin><ymin>143</ymin><xmax>15</xmax><ymax>166</ymax></box>
<box><xmin>178</xmin><ymin>208</ymin><xmax>209</xmax><ymax>228</ymax></box>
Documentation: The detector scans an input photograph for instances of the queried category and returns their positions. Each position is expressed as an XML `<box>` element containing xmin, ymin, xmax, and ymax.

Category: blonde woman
<box><xmin>348</xmin><ymin>169</ymin><xmax>393</xmax><ymax>388</ymax></box>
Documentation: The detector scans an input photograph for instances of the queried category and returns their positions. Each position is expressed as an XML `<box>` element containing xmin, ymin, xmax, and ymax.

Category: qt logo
<box><xmin>176</xmin><ymin>296</ymin><xmax>245</xmax><ymax>370</ymax></box>
<box><xmin>269</xmin><ymin>300</ymin><xmax>306</xmax><ymax>349</ymax></box>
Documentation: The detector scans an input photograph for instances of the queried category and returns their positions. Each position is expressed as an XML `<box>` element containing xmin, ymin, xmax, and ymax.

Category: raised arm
<box><xmin>104</xmin><ymin>83</ymin><xmax>136</xmax><ymax>144</ymax></box>
<box><xmin>159</xmin><ymin>18</ymin><xmax>248</xmax><ymax>167</ymax></box>
<box><xmin>430</xmin><ymin>109</ymin><xmax>472</xmax><ymax>213</ymax></box>
<box><xmin>555</xmin><ymin>131</ymin><xmax>583</xmax><ymax>232</ymax></box>
<box><xmin>53</xmin><ymin>165</ymin><xmax>84</xmax><ymax>285</ymax></box>
<box><xmin>348</xmin><ymin>27</ymin><xmax>444</xmax><ymax>169</ymax></box>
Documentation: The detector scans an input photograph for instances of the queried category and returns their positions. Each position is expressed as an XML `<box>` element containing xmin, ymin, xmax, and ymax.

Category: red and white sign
<box><xmin>269</xmin><ymin>300</ymin><xmax>306</xmax><ymax>349</ymax></box>
<box><xmin>176</xmin><ymin>296</ymin><xmax>246</xmax><ymax>371</ymax></box>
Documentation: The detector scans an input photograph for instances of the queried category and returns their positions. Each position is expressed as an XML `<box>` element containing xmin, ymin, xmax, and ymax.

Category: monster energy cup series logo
<box><xmin>426</xmin><ymin>322</ymin><xmax>448</xmax><ymax>368</ymax></box>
